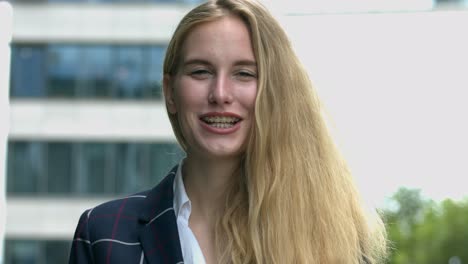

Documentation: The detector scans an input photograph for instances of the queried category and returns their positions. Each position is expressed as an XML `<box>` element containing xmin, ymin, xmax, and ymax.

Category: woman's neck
<box><xmin>182</xmin><ymin>155</ymin><xmax>240</xmax><ymax>222</ymax></box>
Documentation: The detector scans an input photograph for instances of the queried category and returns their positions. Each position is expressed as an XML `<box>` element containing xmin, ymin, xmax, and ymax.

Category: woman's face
<box><xmin>165</xmin><ymin>15</ymin><xmax>257</xmax><ymax>160</ymax></box>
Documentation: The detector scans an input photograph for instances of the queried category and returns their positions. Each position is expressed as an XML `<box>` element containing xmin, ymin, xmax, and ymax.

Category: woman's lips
<box><xmin>199</xmin><ymin>118</ymin><xmax>242</xmax><ymax>134</ymax></box>
<box><xmin>199</xmin><ymin>112</ymin><xmax>242</xmax><ymax>119</ymax></box>
<box><xmin>199</xmin><ymin>112</ymin><xmax>243</xmax><ymax>134</ymax></box>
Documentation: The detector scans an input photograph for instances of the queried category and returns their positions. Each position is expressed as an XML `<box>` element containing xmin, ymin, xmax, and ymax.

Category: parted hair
<box><xmin>163</xmin><ymin>0</ymin><xmax>387</xmax><ymax>263</ymax></box>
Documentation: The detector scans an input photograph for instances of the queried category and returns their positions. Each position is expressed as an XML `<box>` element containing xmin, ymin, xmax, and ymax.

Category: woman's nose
<box><xmin>208</xmin><ymin>74</ymin><xmax>233</xmax><ymax>105</ymax></box>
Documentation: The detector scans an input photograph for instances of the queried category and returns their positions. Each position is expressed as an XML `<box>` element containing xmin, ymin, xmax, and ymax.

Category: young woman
<box><xmin>70</xmin><ymin>1</ymin><xmax>387</xmax><ymax>263</ymax></box>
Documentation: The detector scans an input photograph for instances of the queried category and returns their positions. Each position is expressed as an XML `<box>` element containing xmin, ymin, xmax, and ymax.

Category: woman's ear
<box><xmin>163</xmin><ymin>74</ymin><xmax>177</xmax><ymax>114</ymax></box>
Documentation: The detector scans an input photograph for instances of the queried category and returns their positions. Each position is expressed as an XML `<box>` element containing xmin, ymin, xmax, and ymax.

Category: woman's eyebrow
<box><xmin>183</xmin><ymin>59</ymin><xmax>257</xmax><ymax>67</ymax></box>
<box><xmin>183</xmin><ymin>59</ymin><xmax>211</xmax><ymax>67</ymax></box>
<box><xmin>233</xmin><ymin>60</ymin><xmax>257</xmax><ymax>67</ymax></box>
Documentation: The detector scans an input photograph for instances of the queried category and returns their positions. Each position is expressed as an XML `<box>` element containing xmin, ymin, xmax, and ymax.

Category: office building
<box><xmin>4</xmin><ymin>0</ymin><xmax>200</xmax><ymax>262</ymax></box>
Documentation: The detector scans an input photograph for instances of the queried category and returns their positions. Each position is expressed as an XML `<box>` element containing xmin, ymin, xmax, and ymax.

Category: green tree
<box><xmin>383</xmin><ymin>188</ymin><xmax>468</xmax><ymax>264</ymax></box>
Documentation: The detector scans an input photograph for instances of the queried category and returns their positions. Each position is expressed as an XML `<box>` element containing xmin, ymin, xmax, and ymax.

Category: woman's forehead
<box><xmin>181</xmin><ymin>15</ymin><xmax>255</xmax><ymax>65</ymax></box>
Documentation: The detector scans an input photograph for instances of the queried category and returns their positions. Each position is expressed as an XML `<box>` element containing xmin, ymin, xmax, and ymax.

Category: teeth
<box><xmin>210</xmin><ymin>123</ymin><xmax>235</xmax><ymax>129</ymax></box>
<box><xmin>202</xmin><ymin>116</ymin><xmax>240</xmax><ymax>123</ymax></box>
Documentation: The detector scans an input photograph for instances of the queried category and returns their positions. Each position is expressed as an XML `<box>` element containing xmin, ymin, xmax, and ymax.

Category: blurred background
<box><xmin>1</xmin><ymin>0</ymin><xmax>468</xmax><ymax>263</ymax></box>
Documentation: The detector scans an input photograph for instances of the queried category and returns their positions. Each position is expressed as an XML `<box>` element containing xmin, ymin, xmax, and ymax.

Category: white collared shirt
<box><xmin>173</xmin><ymin>160</ymin><xmax>207</xmax><ymax>264</ymax></box>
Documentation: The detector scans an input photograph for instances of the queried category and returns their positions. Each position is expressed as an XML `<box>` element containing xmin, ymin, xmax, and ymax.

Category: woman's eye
<box><xmin>190</xmin><ymin>69</ymin><xmax>211</xmax><ymax>79</ymax></box>
<box><xmin>236</xmin><ymin>70</ymin><xmax>257</xmax><ymax>80</ymax></box>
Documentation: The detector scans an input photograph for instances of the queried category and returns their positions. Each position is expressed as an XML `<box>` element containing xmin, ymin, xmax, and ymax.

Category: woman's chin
<box><xmin>190</xmin><ymin>146</ymin><xmax>244</xmax><ymax>161</ymax></box>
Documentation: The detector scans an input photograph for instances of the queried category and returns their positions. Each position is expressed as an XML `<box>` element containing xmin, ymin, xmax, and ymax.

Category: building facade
<box><xmin>4</xmin><ymin>0</ymin><xmax>200</xmax><ymax>262</ymax></box>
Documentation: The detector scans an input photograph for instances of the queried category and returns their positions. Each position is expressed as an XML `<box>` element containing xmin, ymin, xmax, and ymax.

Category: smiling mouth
<box><xmin>200</xmin><ymin>116</ymin><xmax>241</xmax><ymax>129</ymax></box>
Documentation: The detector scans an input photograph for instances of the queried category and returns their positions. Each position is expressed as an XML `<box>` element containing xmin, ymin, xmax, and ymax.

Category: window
<box><xmin>150</xmin><ymin>143</ymin><xmax>183</xmax><ymax>182</ymax></box>
<box><xmin>6</xmin><ymin>141</ymin><xmax>185</xmax><ymax>196</ymax></box>
<box><xmin>4</xmin><ymin>240</ymin><xmax>71</xmax><ymax>264</ymax></box>
<box><xmin>436</xmin><ymin>0</ymin><xmax>468</xmax><ymax>3</ymax></box>
<box><xmin>10</xmin><ymin>45</ymin><xmax>47</xmax><ymax>97</ymax></box>
<box><xmin>146</xmin><ymin>46</ymin><xmax>166</xmax><ymax>99</ymax></box>
<box><xmin>114</xmin><ymin>46</ymin><xmax>145</xmax><ymax>99</ymax></box>
<box><xmin>115</xmin><ymin>143</ymin><xmax>150</xmax><ymax>194</ymax></box>
<box><xmin>7</xmin><ymin>142</ymin><xmax>44</xmax><ymax>194</ymax></box>
<box><xmin>10</xmin><ymin>44</ymin><xmax>167</xmax><ymax>100</ymax></box>
<box><xmin>10</xmin><ymin>0</ymin><xmax>204</xmax><ymax>3</ymax></box>
<box><xmin>47</xmin><ymin>45</ymin><xmax>80</xmax><ymax>97</ymax></box>
<box><xmin>44</xmin><ymin>0</ymin><xmax>205</xmax><ymax>3</ymax></box>
<box><xmin>47</xmin><ymin>143</ymin><xmax>73</xmax><ymax>193</ymax></box>
<box><xmin>76</xmin><ymin>143</ymin><xmax>114</xmax><ymax>194</ymax></box>
<box><xmin>114</xmin><ymin>143</ymin><xmax>182</xmax><ymax>194</ymax></box>
<box><xmin>44</xmin><ymin>241</ymin><xmax>71</xmax><ymax>264</ymax></box>
<box><xmin>80</xmin><ymin>46</ymin><xmax>114</xmax><ymax>98</ymax></box>
<box><xmin>435</xmin><ymin>0</ymin><xmax>468</xmax><ymax>8</ymax></box>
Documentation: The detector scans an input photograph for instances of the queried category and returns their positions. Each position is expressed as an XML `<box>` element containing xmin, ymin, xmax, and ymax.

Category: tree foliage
<box><xmin>383</xmin><ymin>188</ymin><xmax>468</xmax><ymax>264</ymax></box>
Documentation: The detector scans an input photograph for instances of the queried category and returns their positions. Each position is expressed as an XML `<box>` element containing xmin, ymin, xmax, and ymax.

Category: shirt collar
<box><xmin>173</xmin><ymin>159</ymin><xmax>191</xmax><ymax>220</ymax></box>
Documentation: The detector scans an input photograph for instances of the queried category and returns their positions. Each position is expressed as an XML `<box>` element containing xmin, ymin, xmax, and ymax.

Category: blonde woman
<box><xmin>69</xmin><ymin>0</ymin><xmax>387</xmax><ymax>263</ymax></box>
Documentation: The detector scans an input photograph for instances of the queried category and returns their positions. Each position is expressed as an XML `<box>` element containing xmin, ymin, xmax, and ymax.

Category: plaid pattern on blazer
<box><xmin>69</xmin><ymin>166</ymin><xmax>184</xmax><ymax>264</ymax></box>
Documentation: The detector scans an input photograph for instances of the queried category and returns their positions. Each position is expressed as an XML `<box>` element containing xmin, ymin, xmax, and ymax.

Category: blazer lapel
<box><xmin>139</xmin><ymin>166</ymin><xmax>184</xmax><ymax>264</ymax></box>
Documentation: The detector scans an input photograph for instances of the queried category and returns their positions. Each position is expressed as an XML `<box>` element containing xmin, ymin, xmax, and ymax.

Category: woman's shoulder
<box><xmin>75</xmin><ymin>168</ymin><xmax>177</xmax><ymax>235</ymax></box>
<box><xmin>87</xmin><ymin>191</ymin><xmax>151</xmax><ymax>219</ymax></box>
<box><xmin>69</xmin><ymin>170</ymin><xmax>179</xmax><ymax>263</ymax></box>
<box><xmin>104</xmin><ymin>194</ymin><xmax>148</xmax><ymax>220</ymax></box>
<box><xmin>72</xmin><ymin>191</ymin><xmax>152</xmax><ymax>246</ymax></box>
<box><xmin>84</xmin><ymin>164</ymin><xmax>179</xmax><ymax>223</ymax></box>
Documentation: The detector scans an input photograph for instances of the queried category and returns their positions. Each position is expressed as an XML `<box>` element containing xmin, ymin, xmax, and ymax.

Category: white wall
<box><xmin>9</xmin><ymin>101</ymin><xmax>175</xmax><ymax>141</ymax></box>
<box><xmin>6</xmin><ymin>197</ymin><xmax>109</xmax><ymax>239</ymax></box>
<box><xmin>12</xmin><ymin>4</ymin><xmax>190</xmax><ymax>43</ymax></box>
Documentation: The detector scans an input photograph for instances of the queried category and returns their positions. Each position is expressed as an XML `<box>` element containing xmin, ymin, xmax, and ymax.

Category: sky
<box><xmin>264</xmin><ymin>6</ymin><xmax>468</xmax><ymax>208</ymax></box>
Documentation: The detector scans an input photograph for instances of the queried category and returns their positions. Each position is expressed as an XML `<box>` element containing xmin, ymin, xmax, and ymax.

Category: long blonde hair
<box><xmin>163</xmin><ymin>0</ymin><xmax>387</xmax><ymax>263</ymax></box>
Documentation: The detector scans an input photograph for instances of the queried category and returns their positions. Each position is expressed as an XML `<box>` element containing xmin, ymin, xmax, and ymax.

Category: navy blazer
<box><xmin>69</xmin><ymin>166</ymin><xmax>184</xmax><ymax>264</ymax></box>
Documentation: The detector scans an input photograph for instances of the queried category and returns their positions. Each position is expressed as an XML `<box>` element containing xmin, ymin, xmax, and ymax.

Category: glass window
<box><xmin>4</xmin><ymin>240</ymin><xmax>42</xmax><ymax>264</ymax></box>
<box><xmin>114</xmin><ymin>46</ymin><xmax>145</xmax><ymax>99</ymax></box>
<box><xmin>4</xmin><ymin>240</ymin><xmax>71</xmax><ymax>264</ymax></box>
<box><xmin>10</xmin><ymin>44</ymin><xmax>168</xmax><ymax>100</ymax></box>
<box><xmin>115</xmin><ymin>143</ymin><xmax>150</xmax><ymax>194</ymax></box>
<box><xmin>10</xmin><ymin>45</ymin><xmax>46</xmax><ymax>98</ymax></box>
<box><xmin>114</xmin><ymin>143</ymin><xmax>184</xmax><ymax>194</ymax></box>
<box><xmin>42</xmin><ymin>0</ymin><xmax>203</xmax><ymax>2</ymax></box>
<box><xmin>47</xmin><ymin>143</ymin><xmax>73</xmax><ymax>193</ymax></box>
<box><xmin>9</xmin><ymin>0</ymin><xmax>47</xmax><ymax>2</ymax></box>
<box><xmin>80</xmin><ymin>46</ymin><xmax>114</xmax><ymax>98</ymax></box>
<box><xmin>7</xmin><ymin>141</ymin><xmax>183</xmax><ymax>196</ymax></box>
<box><xmin>44</xmin><ymin>240</ymin><xmax>72</xmax><ymax>263</ymax></box>
<box><xmin>75</xmin><ymin>143</ymin><xmax>112</xmax><ymax>194</ymax></box>
<box><xmin>436</xmin><ymin>0</ymin><xmax>465</xmax><ymax>3</ymax></box>
<box><xmin>176</xmin><ymin>0</ymin><xmax>205</xmax><ymax>4</ymax></box>
<box><xmin>435</xmin><ymin>0</ymin><xmax>468</xmax><ymax>7</ymax></box>
<box><xmin>148</xmin><ymin>0</ymin><xmax>177</xmax><ymax>3</ymax></box>
<box><xmin>7</xmin><ymin>142</ymin><xmax>44</xmax><ymax>194</ymax></box>
<box><xmin>150</xmin><ymin>143</ymin><xmax>185</xmax><ymax>184</ymax></box>
<box><xmin>47</xmin><ymin>45</ymin><xmax>81</xmax><ymax>97</ymax></box>
<box><xmin>145</xmin><ymin>46</ymin><xmax>166</xmax><ymax>99</ymax></box>
<box><xmin>47</xmin><ymin>0</ymin><xmax>84</xmax><ymax>2</ymax></box>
